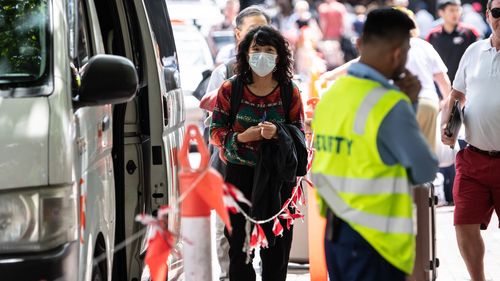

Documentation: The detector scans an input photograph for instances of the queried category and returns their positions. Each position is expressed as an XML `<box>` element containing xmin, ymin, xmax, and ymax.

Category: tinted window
<box><xmin>77</xmin><ymin>1</ymin><xmax>92</xmax><ymax>67</ymax></box>
<box><xmin>0</xmin><ymin>0</ymin><xmax>49</xmax><ymax>85</ymax></box>
<box><xmin>143</xmin><ymin>0</ymin><xmax>176</xmax><ymax>60</ymax></box>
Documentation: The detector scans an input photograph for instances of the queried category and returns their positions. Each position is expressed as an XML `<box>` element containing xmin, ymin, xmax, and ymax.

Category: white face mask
<box><xmin>248</xmin><ymin>52</ymin><xmax>277</xmax><ymax>77</ymax></box>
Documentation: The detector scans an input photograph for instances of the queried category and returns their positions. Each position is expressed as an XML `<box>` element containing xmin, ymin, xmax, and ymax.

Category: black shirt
<box><xmin>426</xmin><ymin>23</ymin><xmax>479</xmax><ymax>83</ymax></box>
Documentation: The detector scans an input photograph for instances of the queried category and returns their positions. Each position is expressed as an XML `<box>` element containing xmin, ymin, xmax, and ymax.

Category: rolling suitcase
<box><xmin>408</xmin><ymin>183</ymin><xmax>439</xmax><ymax>281</ymax></box>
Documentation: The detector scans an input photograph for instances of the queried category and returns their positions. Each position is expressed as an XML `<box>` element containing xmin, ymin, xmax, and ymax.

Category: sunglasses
<box><xmin>490</xmin><ymin>8</ymin><xmax>500</xmax><ymax>19</ymax></box>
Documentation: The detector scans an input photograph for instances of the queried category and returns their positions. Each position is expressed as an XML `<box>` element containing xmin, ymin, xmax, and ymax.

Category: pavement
<box><xmin>434</xmin><ymin>206</ymin><xmax>500</xmax><ymax>281</ymax></box>
<box><xmin>190</xmin><ymin>152</ymin><xmax>500</xmax><ymax>281</ymax></box>
<box><xmin>210</xmin><ymin>206</ymin><xmax>500</xmax><ymax>281</ymax></box>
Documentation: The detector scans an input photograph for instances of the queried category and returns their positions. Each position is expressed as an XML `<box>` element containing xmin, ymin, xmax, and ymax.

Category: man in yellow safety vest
<box><xmin>312</xmin><ymin>8</ymin><xmax>438</xmax><ymax>280</ymax></box>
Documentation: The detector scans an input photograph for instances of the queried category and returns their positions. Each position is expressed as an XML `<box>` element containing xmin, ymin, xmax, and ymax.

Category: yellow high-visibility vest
<box><xmin>312</xmin><ymin>75</ymin><xmax>415</xmax><ymax>274</ymax></box>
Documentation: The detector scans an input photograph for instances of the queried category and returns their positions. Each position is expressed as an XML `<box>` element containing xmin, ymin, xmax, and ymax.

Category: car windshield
<box><xmin>0</xmin><ymin>0</ymin><xmax>49</xmax><ymax>86</ymax></box>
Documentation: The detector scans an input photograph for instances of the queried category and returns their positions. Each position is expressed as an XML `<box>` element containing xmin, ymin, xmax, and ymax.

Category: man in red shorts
<box><xmin>441</xmin><ymin>0</ymin><xmax>500</xmax><ymax>279</ymax></box>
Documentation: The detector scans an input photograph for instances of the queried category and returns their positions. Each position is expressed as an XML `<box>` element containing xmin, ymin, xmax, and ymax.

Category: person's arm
<box><xmin>210</xmin><ymin>81</ymin><xmax>242</xmax><ymax>159</ymax></box>
<box><xmin>378</xmin><ymin>100</ymin><xmax>438</xmax><ymax>184</ymax></box>
<box><xmin>427</xmin><ymin>40</ymin><xmax>451</xmax><ymax>105</ymax></box>
<box><xmin>206</xmin><ymin>64</ymin><xmax>227</xmax><ymax>95</ymax></box>
<box><xmin>439</xmin><ymin>42</ymin><xmax>468</xmax><ymax>145</ymax></box>
<box><xmin>433</xmin><ymin>72</ymin><xmax>451</xmax><ymax>103</ymax></box>
<box><xmin>440</xmin><ymin>89</ymin><xmax>466</xmax><ymax>146</ymax></box>
<box><xmin>200</xmin><ymin>64</ymin><xmax>228</xmax><ymax>112</ymax></box>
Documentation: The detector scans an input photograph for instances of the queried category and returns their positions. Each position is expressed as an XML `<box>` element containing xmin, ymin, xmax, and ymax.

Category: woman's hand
<box><xmin>237</xmin><ymin>126</ymin><xmax>263</xmax><ymax>143</ymax></box>
<box><xmin>259</xmin><ymin>121</ymin><xmax>277</xmax><ymax>139</ymax></box>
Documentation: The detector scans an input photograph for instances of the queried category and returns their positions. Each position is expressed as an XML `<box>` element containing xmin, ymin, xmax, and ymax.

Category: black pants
<box><xmin>440</xmin><ymin>164</ymin><xmax>456</xmax><ymax>203</ymax></box>
<box><xmin>224</xmin><ymin>163</ymin><xmax>293</xmax><ymax>281</ymax></box>
<box><xmin>325</xmin><ymin>218</ymin><xmax>406</xmax><ymax>281</ymax></box>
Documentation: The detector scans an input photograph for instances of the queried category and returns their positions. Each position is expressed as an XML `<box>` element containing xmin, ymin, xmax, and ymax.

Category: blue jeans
<box><xmin>324</xmin><ymin>219</ymin><xmax>406</xmax><ymax>281</ymax></box>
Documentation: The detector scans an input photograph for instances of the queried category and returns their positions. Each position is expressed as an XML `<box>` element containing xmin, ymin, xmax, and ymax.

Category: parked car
<box><xmin>167</xmin><ymin>0</ymin><xmax>224</xmax><ymax>36</ymax></box>
<box><xmin>0</xmin><ymin>0</ymin><xmax>184</xmax><ymax>280</ymax></box>
<box><xmin>172</xmin><ymin>22</ymin><xmax>215</xmax><ymax>130</ymax></box>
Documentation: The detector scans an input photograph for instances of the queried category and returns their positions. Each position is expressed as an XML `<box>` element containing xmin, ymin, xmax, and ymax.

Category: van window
<box><xmin>76</xmin><ymin>1</ymin><xmax>92</xmax><ymax>67</ymax></box>
<box><xmin>0</xmin><ymin>0</ymin><xmax>49</xmax><ymax>86</ymax></box>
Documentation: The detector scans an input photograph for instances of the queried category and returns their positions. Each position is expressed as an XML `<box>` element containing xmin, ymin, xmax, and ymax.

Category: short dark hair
<box><xmin>437</xmin><ymin>0</ymin><xmax>461</xmax><ymax>10</ymax></box>
<box><xmin>361</xmin><ymin>8</ymin><xmax>415</xmax><ymax>46</ymax></box>
<box><xmin>235</xmin><ymin>6</ymin><xmax>270</xmax><ymax>29</ymax></box>
<box><xmin>487</xmin><ymin>0</ymin><xmax>493</xmax><ymax>10</ymax></box>
<box><xmin>236</xmin><ymin>26</ymin><xmax>293</xmax><ymax>84</ymax></box>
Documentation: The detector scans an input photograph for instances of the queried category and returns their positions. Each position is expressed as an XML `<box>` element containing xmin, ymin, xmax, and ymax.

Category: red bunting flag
<box><xmin>145</xmin><ymin>231</ymin><xmax>173</xmax><ymax>281</ymax></box>
<box><xmin>136</xmin><ymin>209</ymin><xmax>174</xmax><ymax>281</ymax></box>
<box><xmin>250</xmin><ymin>224</ymin><xmax>269</xmax><ymax>250</ymax></box>
<box><xmin>272</xmin><ymin>217</ymin><xmax>284</xmax><ymax>237</ymax></box>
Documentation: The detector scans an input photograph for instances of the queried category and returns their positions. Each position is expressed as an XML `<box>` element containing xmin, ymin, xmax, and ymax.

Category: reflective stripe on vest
<box><xmin>311</xmin><ymin>77</ymin><xmax>415</xmax><ymax>274</ymax></box>
<box><xmin>353</xmin><ymin>87</ymin><xmax>387</xmax><ymax>134</ymax></box>
<box><xmin>314</xmin><ymin>173</ymin><xmax>413</xmax><ymax>234</ymax></box>
<box><xmin>314</xmin><ymin>173</ymin><xmax>410</xmax><ymax>195</ymax></box>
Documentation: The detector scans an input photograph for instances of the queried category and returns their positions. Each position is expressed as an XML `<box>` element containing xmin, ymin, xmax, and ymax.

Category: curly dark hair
<box><xmin>235</xmin><ymin>26</ymin><xmax>294</xmax><ymax>85</ymax></box>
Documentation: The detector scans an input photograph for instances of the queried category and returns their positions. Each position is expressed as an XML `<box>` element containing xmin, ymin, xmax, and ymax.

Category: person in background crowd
<box><xmin>402</xmin><ymin>7</ymin><xmax>451</xmax><ymax>152</ymax></box>
<box><xmin>312</xmin><ymin>8</ymin><xmax>437</xmax><ymax>280</ymax></box>
<box><xmin>210</xmin><ymin>26</ymin><xmax>305</xmax><ymax>281</ymax></box>
<box><xmin>318</xmin><ymin>0</ymin><xmax>346</xmax><ymax>40</ymax></box>
<box><xmin>293</xmin><ymin>0</ymin><xmax>324</xmax><ymax>76</ymax></box>
<box><xmin>440</xmin><ymin>0</ymin><xmax>500</xmax><ymax>279</ymax></box>
<box><xmin>462</xmin><ymin>3</ymin><xmax>489</xmax><ymax>37</ymax></box>
<box><xmin>414</xmin><ymin>1</ymin><xmax>435</xmax><ymax>38</ymax></box>
<box><xmin>426</xmin><ymin>0</ymin><xmax>479</xmax><ymax>83</ymax></box>
<box><xmin>202</xmin><ymin>8</ymin><xmax>270</xmax><ymax>281</ymax></box>
<box><xmin>210</xmin><ymin>0</ymin><xmax>240</xmax><ymax>64</ymax></box>
<box><xmin>272</xmin><ymin>0</ymin><xmax>299</xmax><ymax>46</ymax></box>
<box><xmin>353</xmin><ymin>5</ymin><xmax>367</xmax><ymax>36</ymax></box>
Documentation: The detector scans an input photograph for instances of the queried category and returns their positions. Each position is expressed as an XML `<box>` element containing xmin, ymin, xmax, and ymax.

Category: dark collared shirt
<box><xmin>426</xmin><ymin>23</ymin><xmax>479</xmax><ymax>83</ymax></box>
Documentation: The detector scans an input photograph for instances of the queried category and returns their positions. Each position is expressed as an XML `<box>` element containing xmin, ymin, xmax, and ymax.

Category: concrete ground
<box><xmin>189</xmin><ymin>152</ymin><xmax>500</xmax><ymax>281</ymax></box>
<box><xmin>211</xmin><ymin>206</ymin><xmax>500</xmax><ymax>281</ymax></box>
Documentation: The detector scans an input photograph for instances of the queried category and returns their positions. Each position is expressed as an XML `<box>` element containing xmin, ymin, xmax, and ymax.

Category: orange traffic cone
<box><xmin>305</xmin><ymin>98</ymin><xmax>328</xmax><ymax>281</ymax></box>
<box><xmin>178</xmin><ymin>125</ymin><xmax>231</xmax><ymax>281</ymax></box>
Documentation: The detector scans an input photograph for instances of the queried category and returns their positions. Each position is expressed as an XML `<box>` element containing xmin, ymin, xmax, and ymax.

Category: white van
<box><xmin>0</xmin><ymin>0</ymin><xmax>184</xmax><ymax>280</ymax></box>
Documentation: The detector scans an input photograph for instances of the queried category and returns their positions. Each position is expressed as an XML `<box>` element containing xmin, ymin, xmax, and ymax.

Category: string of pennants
<box><xmin>135</xmin><ymin>125</ymin><xmax>315</xmax><ymax>281</ymax></box>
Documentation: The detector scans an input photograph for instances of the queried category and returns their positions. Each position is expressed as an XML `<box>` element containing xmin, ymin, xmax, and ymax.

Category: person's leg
<box><xmin>416</xmin><ymin>98</ymin><xmax>439</xmax><ymax>152</ymax></box>
<box><xmin>216</xmin><ymin>216</ymin><xmax>230</xmax><ymax>280</ymax></box>
<box><xmin>455</xmin><ymin>224</ymin><xmax>486</xmax><ymax>281</ymax></box>
<box><xmin>453</xmin><ymin>148</ymin><xmax>493</xmax><ymax>281</ymax></box>
<box><xmin>224</xmin><ymin>163</ymin><xmax>256</xmax><ymax>281</ymax></box>
<box><xmin>328</xmin><ymin>220</ymin><xmax>406</xmax><ymax>281</ymax></box>
<box><xmin>210</xmin><ymin>146</ymin><xmax>230</xmax><ymax>280</ymax></box>
<box><xmin>259</xmin><ymin>225</ymin><xmax>293</xmax><ymax>281</ymax></box>
<box><xmin>440</xmin><ymin>165</ymin><xmax>456</xmax><ymax>204</ymax></box>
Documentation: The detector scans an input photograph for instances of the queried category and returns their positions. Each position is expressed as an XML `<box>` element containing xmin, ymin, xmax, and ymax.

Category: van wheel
<box><xmin>92</xmin><ymin>239</ymin><xmax>107</xmax><ymax>281</ymax></box>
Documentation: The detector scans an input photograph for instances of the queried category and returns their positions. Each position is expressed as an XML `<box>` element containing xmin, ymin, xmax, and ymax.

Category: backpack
<box><xmin>228</xmin><ymin>75</ymin><xmax>294</xmax><ymax>125</ymax></box>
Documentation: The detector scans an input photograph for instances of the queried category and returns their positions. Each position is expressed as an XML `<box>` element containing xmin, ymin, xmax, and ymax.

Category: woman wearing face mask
<box><xmin>210</xmin><ymin>25</ymin><xmax>305</xmax><ymax>281</ymax></box>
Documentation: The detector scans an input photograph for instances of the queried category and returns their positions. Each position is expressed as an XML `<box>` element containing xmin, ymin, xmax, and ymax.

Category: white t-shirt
<box><xmin>406</xmin><ymin>37</ymin><xmax>448</xmax><ymax>102</ymax></box>
<box><xmin>453</xmin><ymin>38</ymin><xmax>500</xmax><ymax>151</ymax></box>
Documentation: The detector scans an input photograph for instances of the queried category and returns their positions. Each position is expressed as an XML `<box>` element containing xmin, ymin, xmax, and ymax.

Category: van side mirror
<box><xmin>75</xmin><ymin>54</ymin><xmax>138</xmax><ymax>107</ymax></box>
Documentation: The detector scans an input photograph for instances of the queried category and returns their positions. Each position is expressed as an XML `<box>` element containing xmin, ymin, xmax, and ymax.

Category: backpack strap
<box><xmin>229</xmin><ymin>75</ymin><xmax>244</xmax><ymax>126</ymax></box>
<box><xmin>280</xmin><ymin>81</ymin><xmax>293</xmax><ymax>124</ymax></box>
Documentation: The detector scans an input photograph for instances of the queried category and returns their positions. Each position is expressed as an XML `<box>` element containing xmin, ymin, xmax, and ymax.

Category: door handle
<box><xmin>102</xmin><ymin>115</ymin><xmax>110</xmax><ymax>131</ymax></box>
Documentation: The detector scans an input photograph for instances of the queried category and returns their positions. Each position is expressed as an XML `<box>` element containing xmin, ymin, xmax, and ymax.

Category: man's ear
<box><xmin>390</xmin><ymin>46</ymin><xmax>403</xmax><ymax>67</ymax></box>
<box><xmin>355</xmin><ymin>37</ymin><xmax>362</xmax><ymax>50</ymax></box>
<box><xmin>234</xmin><ymin>27</ymin><xmax>241</xmax><ymax>42</ymax></box>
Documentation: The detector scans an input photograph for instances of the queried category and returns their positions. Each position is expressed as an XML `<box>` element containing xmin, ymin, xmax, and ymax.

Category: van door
<box><xmin>140</xmin><ymin>0</ymin><xmax>185</xmax><ymax>277</ymax></box>
<box><xmin>89</xmin><ymin>0</ymin><xmax>184</xmax><ymax>279</ymax></box>
<box><xmin>72</xmin><ymin>1</ymin><xmax>116</xmax><ymax>280</ymax></box>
